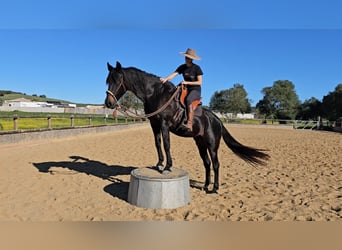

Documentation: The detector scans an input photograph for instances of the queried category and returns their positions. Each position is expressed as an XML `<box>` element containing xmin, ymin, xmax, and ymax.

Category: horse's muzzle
<box><xmin>105</xmin><ymin>90</ymin><xmax>119</xmax><ymax>109</ymax></box>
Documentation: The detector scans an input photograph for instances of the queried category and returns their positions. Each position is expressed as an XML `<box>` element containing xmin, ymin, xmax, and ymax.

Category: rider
<box><xmin>160</xmin><ymin>48</ymin><xmax>203</xmax><ymax>131</ymax></box>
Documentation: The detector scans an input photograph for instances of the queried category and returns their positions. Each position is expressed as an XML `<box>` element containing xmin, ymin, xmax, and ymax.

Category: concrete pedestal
<box><xmin>127</xmin><ymin>167</ymin><xmax>190</xmax><ymax>209</ymax></box>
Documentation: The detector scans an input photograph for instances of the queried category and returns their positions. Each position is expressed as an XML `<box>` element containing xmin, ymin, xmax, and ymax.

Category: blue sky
<box><xmin>1</xmin><ymin>1</ymin><xmax>342</xmax><ymax>106</ymax></box>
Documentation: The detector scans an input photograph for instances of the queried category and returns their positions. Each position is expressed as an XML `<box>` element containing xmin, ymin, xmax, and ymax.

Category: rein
<box><xmin>107</xmin><ymin>86</ymin><xmax>181</xmax><ymax>119</ymax></box>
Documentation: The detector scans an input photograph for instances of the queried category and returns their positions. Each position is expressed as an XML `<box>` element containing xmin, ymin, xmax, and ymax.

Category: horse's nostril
<box><xmin>105</xmin><ymin>100</ymin><xmax>112</xmax><ymax>109</ymax></box>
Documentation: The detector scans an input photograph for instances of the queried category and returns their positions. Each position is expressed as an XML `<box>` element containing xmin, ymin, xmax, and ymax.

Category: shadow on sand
<box><xmin>33</xmin><ymin>156</ymin><xmax>206</xmax><ymax>201</ymax></box>
<box><xmin>32</xmin><ymin>156</ymin><xmax>136</xmax><ymax>202</ymax></box>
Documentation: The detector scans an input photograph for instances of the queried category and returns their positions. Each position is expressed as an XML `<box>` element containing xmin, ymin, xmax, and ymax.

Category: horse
<box><xmin>105</xmin><ymin>61</ymin><xmax>269</xmax><ymax>193</ymax></box>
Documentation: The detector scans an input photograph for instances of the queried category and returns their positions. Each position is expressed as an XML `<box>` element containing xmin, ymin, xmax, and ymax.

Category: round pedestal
<box><xmin>127</xmin><ymin>167</ymin><xmax>190</xmax><ymax>209</ymax></box>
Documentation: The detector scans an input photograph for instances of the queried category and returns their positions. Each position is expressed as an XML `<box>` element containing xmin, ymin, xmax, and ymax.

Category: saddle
<box><xmin>172</xmin><ymin>84</ymin><xmax>202</xmax><ymax>130</ymax></box>
<box><xmin>179</xmin><ymin>84</ymin><xmax>202</xmax><ymax>110</ymax></box>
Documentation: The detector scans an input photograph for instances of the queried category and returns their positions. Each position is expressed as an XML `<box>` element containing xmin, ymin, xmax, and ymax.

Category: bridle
<box><xmin>106</xmin><ymin>72</ymin><xmax>127</xmax><ymax>106</ymax></box>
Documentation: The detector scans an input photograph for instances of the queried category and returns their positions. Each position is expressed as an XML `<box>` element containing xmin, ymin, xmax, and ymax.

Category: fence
<box><xmin>221</xmin><ymin>118</ymin><xmax>295</xmax><ymax>126</ymax></box>
<box><xmin>1</xmin><ymin>113</ymin><xmax>338</xmax><ymax>134</ymax></box>
<box><xmin>0</xmin><ymin>114</ymin><xmax>147</xmax><ymax>133</ymax></box>
<box><xmin>221</xmin><ymin>118</ymin><xmax>335</xmax><ymax>130</ymax></box>
<box><xmin>293</xmin><ymin>120</ymin><xmax>318</xmax><ymax>130</ymax></box>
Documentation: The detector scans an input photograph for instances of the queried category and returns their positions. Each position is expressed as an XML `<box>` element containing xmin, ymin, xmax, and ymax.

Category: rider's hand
<box><xmin>160</xmin><ymin>77</ymin><xmax>167</xmax><ymax>84</ymax></box>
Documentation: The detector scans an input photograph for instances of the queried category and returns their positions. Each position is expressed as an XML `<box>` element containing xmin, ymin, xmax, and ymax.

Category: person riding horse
<box><xmin>106</xmin><ymin>61</ymin><xmax>269</xmax><ymax>192</ymax></box>
<box><xmin>160</xmin><ymin>48</ymin><xmax>203</xmax><ymax>132</ymax></box>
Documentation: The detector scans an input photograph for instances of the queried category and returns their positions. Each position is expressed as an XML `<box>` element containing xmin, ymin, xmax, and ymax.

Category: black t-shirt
<box><xmin>175</xmin><ymin>63</ymin><xmax>203</xmax><ymax>91</ymax></box>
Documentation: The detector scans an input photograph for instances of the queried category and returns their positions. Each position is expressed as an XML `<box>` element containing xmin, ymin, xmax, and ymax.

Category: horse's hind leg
<box><xmin>195</xmin><ymin>137</ymin><xmax>211</xmax><ymax>191</ymax></box>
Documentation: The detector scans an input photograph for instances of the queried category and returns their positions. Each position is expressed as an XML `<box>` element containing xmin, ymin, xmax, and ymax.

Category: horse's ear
<box><xmin>116</xmin><ymin>61</ymin><xmax>122</xmax><ymax>71</ymax></box>
<box><xmin>107</xmin><ymin>62</ymin><xmax>114</xmax><ymax>71</ymax></box>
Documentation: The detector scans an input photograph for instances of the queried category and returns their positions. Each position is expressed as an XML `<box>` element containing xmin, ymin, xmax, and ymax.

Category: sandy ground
<box><xmin>0</xmin><ymin>124</ymin><xmax>341</xmax><ymax>221</ymax></box>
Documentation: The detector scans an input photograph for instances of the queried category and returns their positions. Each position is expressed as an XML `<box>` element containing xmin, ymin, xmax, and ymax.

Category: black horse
<box><xmin>105</xmin><ymin>61</ymin><xmax>269</xmax><ymax>193</ymax></box>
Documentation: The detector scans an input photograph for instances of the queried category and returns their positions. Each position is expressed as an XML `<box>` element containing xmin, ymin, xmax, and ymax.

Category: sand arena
<box><xmin>0</xmin><ymin>124</ymin><xmax>341</xmax><ymax>221</ymax></box>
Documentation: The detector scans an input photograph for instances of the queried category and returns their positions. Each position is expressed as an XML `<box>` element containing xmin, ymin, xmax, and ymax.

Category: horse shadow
<box><xmin>32</xmin><ymin>156</ymin><xmax>209</xmax><ymax>202</ymax></box>
<box><xmin>32</xmin><ymin>156</ymin><xmax>136</xmax><ymax>202</ymax></box>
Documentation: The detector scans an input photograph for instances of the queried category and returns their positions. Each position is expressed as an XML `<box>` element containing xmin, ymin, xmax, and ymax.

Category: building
<box><xmin>2</xmin><ymin>98</ymin><xmax>75</xmax><ymax>108</ymax></box>
<box><xmin>2</xmin><ymin>98</ymin><xmax>41</xmax><ymax>108</ymax></box>
<box><xmin>214</xmin><ymin>112</ymin><xmax>255</xmax><ymax>119</ymax></box>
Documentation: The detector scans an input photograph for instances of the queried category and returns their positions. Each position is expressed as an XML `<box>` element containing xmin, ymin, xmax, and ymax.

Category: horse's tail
<box><xmin>221</xmin><ymin>124</ymin><xmax>270</xmax><ymax>166</ymax></box>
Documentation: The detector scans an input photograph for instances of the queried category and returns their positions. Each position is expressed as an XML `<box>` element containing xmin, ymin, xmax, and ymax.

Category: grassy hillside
<box><xmin>0</xmin><ymin>90</ymin><xmax>86</xmax><ymax>106</ymax></box>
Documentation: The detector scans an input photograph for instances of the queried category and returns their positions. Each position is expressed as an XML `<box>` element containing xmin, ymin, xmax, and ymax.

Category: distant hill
<box><xmin>0</xmin><ymin>90</ymin><xmax>88</xmax><ymax>107</ymax></box>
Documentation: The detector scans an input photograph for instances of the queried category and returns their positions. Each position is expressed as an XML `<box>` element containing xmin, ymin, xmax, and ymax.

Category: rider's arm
<box><xmin>160</xmin><ymin>72</ymin><xmax>179</xmax><ymax>84</ymax></box>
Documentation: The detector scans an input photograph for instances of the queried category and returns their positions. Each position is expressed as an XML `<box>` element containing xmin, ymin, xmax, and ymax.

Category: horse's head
<box><xmin>105</xmin><ymin>61</ymin><xmax>127</xmax><ymax>109</ymax></box>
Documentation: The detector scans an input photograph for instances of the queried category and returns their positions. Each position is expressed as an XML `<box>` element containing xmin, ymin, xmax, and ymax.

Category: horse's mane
<box><xmin>126</xmin><ymin>67</ymin><xmax>176</xmax><ymax>90</ymax></box>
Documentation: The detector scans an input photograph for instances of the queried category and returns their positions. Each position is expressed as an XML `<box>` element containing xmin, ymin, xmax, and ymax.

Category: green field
<box><xmin>0</xmin><ymin>111</ymin><xmax>140</xmax><ymax>132</ymax></box>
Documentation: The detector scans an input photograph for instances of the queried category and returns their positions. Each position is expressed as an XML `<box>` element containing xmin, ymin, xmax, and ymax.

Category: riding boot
<box><xmin>186</xmin><ymin>104</ymin><xmax>194</xmax><ymax>131</ymax></box>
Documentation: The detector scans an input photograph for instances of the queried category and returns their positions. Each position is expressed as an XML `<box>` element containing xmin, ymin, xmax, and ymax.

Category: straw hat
<box><xmin>179</xmin><ymin>48</ymin><xmax>201</xmax><ymax>60</ymax></box>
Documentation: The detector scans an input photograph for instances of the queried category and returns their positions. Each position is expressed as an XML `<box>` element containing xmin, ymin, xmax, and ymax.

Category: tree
<box><xmin>321</xmin><ymin>84</ymin><xmax>342</xmax><ymax>121</ymax></box>
<box><xmin>209</xmin><ymin>89</ymin><xmax>229</xmax><ymax>112</ymax></box>
<box><xmin>256</xmin><ymin>80</ymin><xmax>301</xmax><ymax>120</ymax></box>
<box><xmin>255</xmin><ymin>87</ymin><xmax>277</xmax><ymax>119</ymax></box>
<box><xmin>209</xmin><ymin>84</ymin><xmax>251</xmax><ymax>114</ymax></box>
<box><xmin>296</xmin><ymin>97</ymin><xmax>322</xmax><ymax>120</ymax></box>
<box><xmin>120</xmin><ymin>91</ymin><xmax>143</xmax><ymax>114</ymax></box>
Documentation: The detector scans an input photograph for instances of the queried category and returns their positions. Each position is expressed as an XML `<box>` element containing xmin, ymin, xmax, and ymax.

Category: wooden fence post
<box><xmin>47</xmin><ymin>115</ymin><xmax>51</xmax><ymax>129</ymax></box>
<box><xmin>113</xmin><ymin>110</ymin><xmax>118</xmax><ymax>123</ymax></box>
<box><xmin>13</xmin><ymin>115</ymin><xmax>18</xmax><ymax>131</ymax></box>
<box><xmin>70</xmin><ymin>115</ymin><xmax>74</xmax><ymax>127</ymax></box>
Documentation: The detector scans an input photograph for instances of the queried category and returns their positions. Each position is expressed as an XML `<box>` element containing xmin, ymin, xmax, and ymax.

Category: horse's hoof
<box><xmin>155</xmin><ymin>165</ymin><xmax>164</xmax><ymax>172</ymax></box>
<box><xmin>162</xmin><ymin>167</ymin><xmax>172</xmax><ymax>174</ymax></box>
<box><xmin>203</xmin><ymin>186</ymin><xmax>218</xmax><ymax>194</ymax></box>
<box><xmin>162</xmin><ymin>169</ymin><xmax>171</xmax><ymax>174</ymax></box>
<box><xmin>211</xmin><ymin>189</ymin><xmax>218</xmax><ymax>194</ymax></box>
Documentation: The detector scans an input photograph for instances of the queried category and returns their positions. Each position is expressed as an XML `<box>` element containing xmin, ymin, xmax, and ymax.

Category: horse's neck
<box><xmin>123</xmin><ymin>69</ymin><xmax>147</xmax><ymax>101</ymax></box>
<box><xmin>125</xmin><ymin>68</ymin><xmax>174</xmax><ymax>105</ymax></box>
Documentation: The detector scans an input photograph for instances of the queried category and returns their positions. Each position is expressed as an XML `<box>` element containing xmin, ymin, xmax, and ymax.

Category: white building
<box><xmin>214</xmin><ymin>112</ymin><xmax>255</xmax><ymax>119</ymax></box>
<box><xmin>2</xmin><ymin>98</ymin><xmax>75</xmax><ymax>108</ymax></box>
<box><xmin>2</xmin><ymin>98</ymin><xmax>40</xmax><ymax>107</ymax></box>
<box><xmin>236</xmin><ymin>113</ymin><xmax>255</xmax><ymax>119</ymax></box>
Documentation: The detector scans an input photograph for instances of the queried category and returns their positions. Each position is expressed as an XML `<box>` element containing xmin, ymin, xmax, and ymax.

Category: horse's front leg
<box><xmin>195</xmin><ymin>137</ymin><xmax>211</xmax><ymax>191</ymax></box>
<box><xmin>161</xmin><ymin>121</ymin><xmax>172</xmax><ymax>173</ymax></box>
<box><xmin>150</xmin><ymin>121</ymin><xmax>164</xmax><ymax>170</ymax></box>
